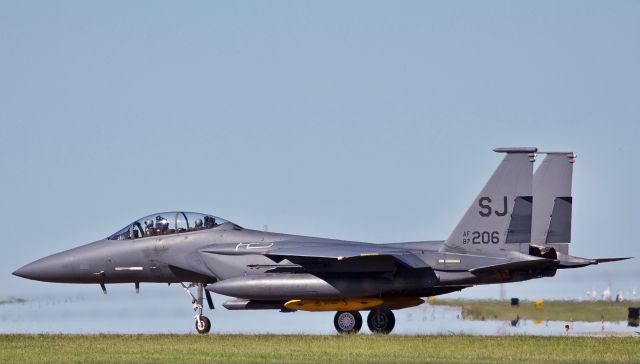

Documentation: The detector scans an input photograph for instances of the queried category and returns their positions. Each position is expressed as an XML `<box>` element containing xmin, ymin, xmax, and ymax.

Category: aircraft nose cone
<box><xmin>13</xmin><ymin>251</ymin><xmax>76</xmax><ymax>283</ymax></box>
<box><xmin>12</xmin><ymin>264</ymin><xmax>38</xmax><ymax>279</ymax></box>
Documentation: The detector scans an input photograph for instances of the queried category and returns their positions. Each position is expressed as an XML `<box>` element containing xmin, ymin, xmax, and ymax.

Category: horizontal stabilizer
<box><xmin>557</xmin><ymin>255</ymin><xmax>632</xmax><ymax>269</ymax></box>
<box><xmin>469</xmin><ymin>257</ymin><xmax>557</xmax><ymax>275</ymax></box>
<box><xmin>595</xmin><ymin>257</ymin><xmax>632</xmax><ymax>263</ymax></box>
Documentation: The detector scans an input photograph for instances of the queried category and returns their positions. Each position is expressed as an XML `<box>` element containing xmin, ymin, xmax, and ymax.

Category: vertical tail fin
<box><xmin>440</xmin><ymin>147</ymin><xmax>536</xmax><ymax>253</ymax></box>
<box><xmin>531</xmin><ymin>152</ymin><xmax>631</xmax><ymax>267</ymax></box>
<box><xmin>532</xmin><ymin>152</ymin><xmax>575</xmax><ymax>254</ymax></box>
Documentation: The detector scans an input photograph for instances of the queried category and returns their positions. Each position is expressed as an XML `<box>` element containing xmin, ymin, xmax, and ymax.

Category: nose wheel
<box><xmin>195</xmin><ymin>315</ymin><xmax>211</xmax><ymax>334</ymax></box>
<box><xmin>181</xmin><ymin>282</ymin><xmax>214</xmax><ymax>334</ymax></box>
<box><xmin>333</xmin><ymin>311</ymin><xmax>362</xmax><ymax>334</ymax></box>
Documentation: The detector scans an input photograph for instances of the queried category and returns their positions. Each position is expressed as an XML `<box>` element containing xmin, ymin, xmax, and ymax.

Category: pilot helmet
<box><xmin>194</xmin><ymin>218</ymin><xmax>203</xmax><ymax>228</ymax></box>
<box><xmin>204</xmin><ymin>215</ymin><xmax>215</xmax><ymax>227</ymax></box>
<box><xmin>144</xmin><ymin>219</ymin><xmax>154</xmax><ymax>227</ymax></box>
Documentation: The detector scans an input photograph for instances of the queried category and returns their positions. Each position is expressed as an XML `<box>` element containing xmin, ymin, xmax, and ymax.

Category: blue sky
<box><xmin>1</xmin><ymin>1</ymin><xmax>639</xmax><ymax>332</ymax></box>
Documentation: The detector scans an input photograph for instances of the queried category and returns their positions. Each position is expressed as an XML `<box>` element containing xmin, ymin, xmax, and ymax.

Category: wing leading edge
<box><xmin>201</xmin><ymin>243</ymin><xmax>429</xmax><ymax>271</ymax></box>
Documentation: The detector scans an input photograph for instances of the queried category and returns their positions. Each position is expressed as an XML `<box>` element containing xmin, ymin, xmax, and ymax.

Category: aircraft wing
<box><xmin>263</xmin><ymin>245</ymin><xmax>429</xmax><ymax>269</ymax></box>
<box><xmin>201</xmin><ymin>243</ymin><xmax>429</xmax><ymax>271</ymax></box>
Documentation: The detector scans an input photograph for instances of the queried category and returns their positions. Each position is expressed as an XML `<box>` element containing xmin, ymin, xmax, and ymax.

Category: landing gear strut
<box><xmin>181</xmin><ymin>282</ymin><xmax>214</xmax><ymax>334</ymax></box>
<box><xmin>333</xmin><ymin>311</ymin><xmax>362</xmax><ymax>334</ymax></box>
<box><xmin>367</xmin><ymin>307</ymin><xmax>395</xmax><ymax>334</ymax></box>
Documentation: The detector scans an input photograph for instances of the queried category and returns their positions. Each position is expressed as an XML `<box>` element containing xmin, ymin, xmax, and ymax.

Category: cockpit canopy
<box><xmin>108</xmin><ymin>211</ymin><xmax>238</xmax><ymax>240</ymax></box>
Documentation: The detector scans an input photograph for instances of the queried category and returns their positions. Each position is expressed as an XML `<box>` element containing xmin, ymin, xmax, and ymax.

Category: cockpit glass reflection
<box><xmin>107</xmin><ymin>211</ymin><xmax>232</xmax><ymax>240</ymax></box>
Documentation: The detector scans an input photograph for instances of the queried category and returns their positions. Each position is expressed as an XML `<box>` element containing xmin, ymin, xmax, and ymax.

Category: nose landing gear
<box><xmin>195</xmin><ymin>315</ymin><xmax>211</xmax><ymax>334</ymax></box>
<box><xmin>180</xmin><ymin>282</ymin><xmax>214</xmax><ymax>334</ymax></box>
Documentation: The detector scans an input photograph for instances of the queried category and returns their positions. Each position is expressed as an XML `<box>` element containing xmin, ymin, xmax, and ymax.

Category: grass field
<box><xmin>0</xmin><ymin>334</ymin><xmax>638</xmax><ymax>364</ymax></box>
<box><xmin>431</xmin><ymin>299</ymin><xmax>637</xmax><ymax>322</ymax></box>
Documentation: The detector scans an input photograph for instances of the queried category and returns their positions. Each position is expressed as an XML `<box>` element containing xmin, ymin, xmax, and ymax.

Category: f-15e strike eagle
<box><xmin>13</xmin><ymin>147</ymin><xmax>629</xmax><ymax>334</ymax></box>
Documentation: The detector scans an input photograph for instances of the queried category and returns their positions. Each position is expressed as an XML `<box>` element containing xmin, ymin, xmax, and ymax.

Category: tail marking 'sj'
<box><xmin>440</xmin><ymin>147</ymin><xmax>536</xmax><ymax>254</ymax></box>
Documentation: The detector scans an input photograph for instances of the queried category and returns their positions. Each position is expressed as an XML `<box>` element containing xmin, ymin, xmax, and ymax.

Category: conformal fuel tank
<box><xmin>207</xmin><ymin>273</ymin><xmax>394</xmax><ymax>300</ymax></box>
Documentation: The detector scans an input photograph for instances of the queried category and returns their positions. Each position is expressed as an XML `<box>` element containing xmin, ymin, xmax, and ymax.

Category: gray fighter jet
<box><xmin>13</xmin><ymin>147</ymin><xmax>629</xmax><ymax>334</ymax></box>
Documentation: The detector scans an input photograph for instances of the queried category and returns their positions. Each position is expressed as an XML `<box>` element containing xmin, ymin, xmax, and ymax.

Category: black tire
<box><xmin>333</xmin><ymin>311</ymin><xmax>362</xmax><ymax>334</ymax></box>
<box><xmin>354</xmin><ymin>312</ymin><xmax>363</xmax><ymax>332</ymax></box>
<box><xmin>195</xmin><ymin>315</ymin><xmax>211</xmax><ymax>334</ymax></box>
<box><xmin>367</xmin><ymin>308</ymin><xmax>395</xmax><ymax>334</ymax></box>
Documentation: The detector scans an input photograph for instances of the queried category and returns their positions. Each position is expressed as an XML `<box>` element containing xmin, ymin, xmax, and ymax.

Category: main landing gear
<box><xmin>333</xmin><ymin>308</ymin><xmax>396</xmax><ymax>334</ymax></box>
<box><xmin>367</xmin><ymin>307</ymin><xmax>395</xmax><ymax>334</ymax></box>
<box><xmin>333</xmin><ymin>311</ymin><xmax>362</xmax><ymax>334</ymax></box>
<box><xmin>181</xmin><ymin>282</ymin><xmax>214</xmax><ymax>334</ymax></box>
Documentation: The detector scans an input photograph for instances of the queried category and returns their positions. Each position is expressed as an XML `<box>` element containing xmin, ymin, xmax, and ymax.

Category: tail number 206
<box><xmin>462</xmin><ymin>231</ymin><xmax>500</xmax><ymax>244</ymax></box>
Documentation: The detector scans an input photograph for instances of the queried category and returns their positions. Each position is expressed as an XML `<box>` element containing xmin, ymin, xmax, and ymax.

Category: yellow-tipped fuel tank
<box><xmin>284</xmin><ymin>296</ymin><xmax>424</xmax><ymax>312</ymax></box>
<box><xmin>284</xmin><ymin>298</ymin><xmax>383</xmax><ymax>312</ymax></box>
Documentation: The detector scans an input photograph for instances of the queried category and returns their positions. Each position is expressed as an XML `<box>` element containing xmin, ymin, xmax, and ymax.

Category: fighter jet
<box><xmin>13</xmin><ymin>147</ymin><xmax>629</xmax><ymax>334</ymax></box>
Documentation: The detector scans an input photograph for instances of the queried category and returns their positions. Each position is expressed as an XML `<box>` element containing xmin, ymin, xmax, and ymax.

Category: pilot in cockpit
<box><xmin>156</xmin><ymin>215</ymin><xmax>169</xmax><ymax>234</ymax></box>
<box><xmin>203</xmin><ymin>215</ymin><xmax>216</xmax><ymax>229</ymax></box>
<box><xmin>194</xmin><ymin>218</ymin><xmax>203</xmax><ymax>230</ymax></box>
<box><xmin>144</xmin><ymin>219</ymin><xmax>155</xmax><ymax>236</ymax></box>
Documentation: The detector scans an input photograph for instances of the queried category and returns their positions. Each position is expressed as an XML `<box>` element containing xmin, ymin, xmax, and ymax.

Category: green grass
<box><xmin>431</xmin><ymin>299</ymin><xmax>637</xmax><ymax>322</ymax></box>
<box><xmin>0</xmin><ymin>334</ymin><xmax>638</xmax><ymax>364</ymax></box>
